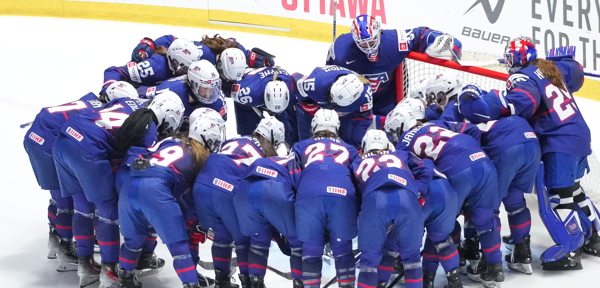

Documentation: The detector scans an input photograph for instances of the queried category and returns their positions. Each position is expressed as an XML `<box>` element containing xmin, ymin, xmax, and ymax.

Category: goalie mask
<box><xmin>426</xmin><ymin>72</ymin><xmax>462</xmax><ymax>111</ymax></box>
<box><xmin>504</xmin><ymin>36</ymin><xmax>537</xmax><ymax>74</ymax></box>
<box><xmin>167</xmin><ymin>38</ymin><xmax>202</xmax><ymax>75</ymax></box>
<box><xmin>188</xmin><ymin>60</ymin><xmax>223</xmax><ymax>104</ymax></box>
<box><xmin>351</xmin><ymin>14</ymin><xmax>382</xmax><ymax>62</ymax></box>
<box><xmin>148</xmin><ymin>91</ymin><xmax>185</xmax><ymax>139</ymax></box>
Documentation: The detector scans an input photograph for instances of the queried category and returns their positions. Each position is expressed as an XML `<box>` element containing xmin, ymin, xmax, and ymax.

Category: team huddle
<box><xmin>23</xmin><ymin>13</ymin><xmax>600</xmax><ymax>288</ymax></box>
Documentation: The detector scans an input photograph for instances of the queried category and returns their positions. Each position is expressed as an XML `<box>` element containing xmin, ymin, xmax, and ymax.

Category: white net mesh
<box><xmin>401</xmin><ymin>51</ymin><xmax>600</xmax><ymax>205</ymax></box>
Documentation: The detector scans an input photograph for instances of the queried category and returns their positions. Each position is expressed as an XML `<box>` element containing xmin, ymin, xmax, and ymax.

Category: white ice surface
<box><xmin>0</xmin><ymin>15</ymin><xmax>599</xmax><ymax>287</ymax></box>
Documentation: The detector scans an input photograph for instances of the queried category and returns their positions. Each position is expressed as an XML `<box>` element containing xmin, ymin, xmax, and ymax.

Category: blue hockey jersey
<box><xmin>25</xmin><ymin>93</ymin><xmax>105</xmax><ymax>154</ymax></box>
<box><xmin>195</xmin><ymin>136</ymin><xmax>264</xmax><ymax>194</ymax></box>
<box><xmin>136</xmin><ymin>76</ymin><xmax>227</xmax><ymax>120</ymax></box>
<box><xmin>440</xmin><ymin>99</ymin><xmax>538</xmax><ymax>158</ymax></box>
<box><xmin>290</xmin><ymin>137</ymin><xmax>359</xmax><ymax>202</ymax></box>
<box><xmin>397</xmin><ymin>122</ymin><xmax>488</xmax><ymax>176</ymax></box>
<box><xmin>327</xmin><ymin>27</ymin><xmax>462</xmax><ymax>115</ymax></box>
<box><xmin>462</xmin><ymin>58</ymin><xmax>590</xmax><ymax>158</ymax></box>
<box><xmin>244</xmin><ymin>155</ymin><xmax>296</xmax><ymax>201</ymax></box>
<box><xmin>58</xmin><ymin>97</ymin><xmax>151</xmax><ymax>160</ymax></box>
<box><xmin>351</xmin><ymin>150</ymin><xmax>424</xmax><ymax>199</ymax></box>
<box><xmin>232</xmin><ymin>67</ymin><xmax>297</xmax><ymax>110</ymax></box>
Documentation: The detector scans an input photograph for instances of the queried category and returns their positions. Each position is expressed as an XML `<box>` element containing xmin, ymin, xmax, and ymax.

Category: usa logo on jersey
<box><xmin>362</xmin><ymin>72</ymin><xmax>389</xmax><ymax>92</ymax></box>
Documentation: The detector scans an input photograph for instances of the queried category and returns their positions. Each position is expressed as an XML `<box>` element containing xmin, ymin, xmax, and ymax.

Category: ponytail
<box><xmin>253</xmin><ymin>132</ymin><xmax>278</xmax><ymax>158</ymax></box>
<box><xmin>115</xmin><ymin>108</ymin><xmax>157</xmax><ymax>159</ymax></box>
<box><xmin>155</xmin><ymin>45</ymin><xmax>167</xmax><ymax>56</ymax></box>
<box><xmin>177</xmin><ymin>135</ymin><xmax>211</xmax><ymax>176</ymax></box>
<box><xmin>529</xmin><ymin>59</ymin><xmax>566</xmax><ymax>90</ymax></box>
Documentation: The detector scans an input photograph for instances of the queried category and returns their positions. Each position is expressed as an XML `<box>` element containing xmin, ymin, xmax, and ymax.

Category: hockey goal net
<box><xmin>397</xmin><ymin>51</ymin><xmax>600</xmax><ymax>205</ymax></box>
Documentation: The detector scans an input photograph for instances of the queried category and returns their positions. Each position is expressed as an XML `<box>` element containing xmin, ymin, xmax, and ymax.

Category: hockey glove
<box><xmin>186</xmin><ymin>219</ymin><xmax>207</xmax><ymax>244</ymax></box>
<box><xmin>131</xmin><ymin>37</ymin><xmax>156</xmax><ymax>63</ymax></box>
<box><xmin>248</xmin><ymin>51</ymin><xmax>275</xmax><ymax>68</ymax></box>
<box><xmin>546</xmin><ymin>46</ymin><xmax>576</xmax><ymax>61</ymax></box>
<box><xmin>425</xmin><ymin>34</ymin><xmax>455</xmax><ymax>60</ymax></box>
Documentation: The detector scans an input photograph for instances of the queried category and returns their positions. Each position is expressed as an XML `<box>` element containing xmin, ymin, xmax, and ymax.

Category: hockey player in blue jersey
<box><xmin>289</xmin><ymin>109</ymin><xmax>359</xmax><ymax>288</ymax></box>
<box><xmin>52</xmin><ymin>92</ymin><xmax>183</xmax><ymax>287</ymax></box>
<box><xmin>116</xmin><ymin>117</ymin><xmax>222</xmax><ymax>288</ymax></box>
<box><xmin>326</xmin><ymin>14</ymin><xmax>462</xmax><ymax>115</ymax></box>
<box><xmin>440</xmin><ymin>84</ymin><xmax>541</xmax><ymax>275</ymax></box>
<box><xmin>295</xmin><ymin>66</ymin><xmax>374</xmax><ymax>149</ymax></box>
<box><xmin>232</xmin><ymin>66</ymin><xmax>300</xmax><ymax>144</ymax></box>
<box><xmin>24</xmin><ymin>81</ymin><xmax>135</xmax><ymax>271</ymax></box>
<box><xmin>458</xmin><ymin>37</ymin><xmax>600</xmax><ymax>269</ymax></box>
<box><xmin>233</xmin><ymin>153</ymin><xmax>303</xmax><ymax>288</ymax></box>
<box><xmin>136</xmin><ymin>60</ymin><xmax>228</xmax><ymax>123</ymax></box>
<box><xmin>385</xmin><ymin>107</ymin><xmax>504</xmax><ymax>288</ymax></box>
<box><xmin>194</xmin><ymin>116</ymin><xmax>285</xmax><ymax>288</ymax></box>
<box><xmin>352</xmin><ymin>130</ymin><xmax>433</xmax><ymax>288</ymax></box>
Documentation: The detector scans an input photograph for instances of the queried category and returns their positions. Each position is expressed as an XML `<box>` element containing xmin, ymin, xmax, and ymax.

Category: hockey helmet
<box><xmin>384</xmin><ymin>106</ymin><xmax>417</xmax><ymax>144</ymax></box>
<box><xmin>426</xmin><ymin>72</ymin><xmax>462</xmax><ymax>111</ymax></box>
<box><xmin>167</xmin><ymin>38</ymin><xmax>202</xmax><ymax>74</ymax></box>
<box><xmin>189</xmin><ymin>107</ymin><xmax>226</xmax><ymax>143</ymax></box>
<box><xmin>351</xmin><ymin>14</ymin><xmax>382</xmax><ymax>62</ymax></box>
<box><xmin>504</xmin><ymin>36</ymin><xmax>537</xmax><ymax>74</ymax></box>
<box><xmin>188</xmin><ymin>60</ymin><xmax>223</xmax><ymax>104</ymax></box>
<box><xmin>264</xmin><ymin>80</ymin><xmax>290</xmax><ymax>114</ymax></box>
<box><xmin>217</xmin><ymin>48</ymin><xmax>247</xmax><ymax>81</ymax></box>
<box><xmin>254</xmin><ymin>115</ymin><xmax>286</xmax><ymax>147</ymax></box>
<box><xmin>361</xmin><ymin>129</ymin><xmax>391</xmax><ymax>152</ymax></box>
<box><xmin>311</xmin><ymin>109</ymin><xmax>340</xmax><ymax>136</ymax></box>
<box><xmin>189</xmin><ymin>118</ymin><xmax>223</xmax><ymax>153</ymax></box>
<box><xmin>105</xmin><ymin>81</ymin><xmax>139</xmax><ymax>101</ymax></box>
<box><xmin>330</xmin><ymin>74</ymin><xmax>365</xmax><ymax>107</ymax></box>
<box><xmin>148</xmin><ymin>91</ymin><xmax>185</xmax><ymax>139</ymax></box>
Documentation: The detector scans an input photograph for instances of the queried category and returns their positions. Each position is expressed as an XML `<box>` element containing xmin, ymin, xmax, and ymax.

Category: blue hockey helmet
<box><xmin>459</xmin><ymin>83</ymin><xmax>486</xmax><ymax>103</ymax></box>
<box><xmin>504</xmin><ymin>36</ymin><xmax>537</xmax><ymax>74</ymax></box>
<box><xmin>351</xmin><ymin>15</ymin><xmax>382</xmax><ymax>62</ymax></box>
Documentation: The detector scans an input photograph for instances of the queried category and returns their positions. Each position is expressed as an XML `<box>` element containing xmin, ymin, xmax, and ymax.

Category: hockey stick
<box><xmin>322</xmin><ymin>249</ymin><xmax>361</xmax><ymax>288</ymax></box>
<box><xmin>387</xmin><ymin>273</ymin><xmax>403</xmax><ymax>288</ymax></box>
<box><xmin>20</xmin><ymin>121</ymin><xmax>32</xmax><ymax>129</ymax></box>
<box><xmin>332</xmin><ymin>0</ymin><xmax>338</xmax><ymax>42</ymax></box>
<box><xmin>267</xmin><ymin>265</ymin><xmax>293</xmax><ymax>280</ymax></box>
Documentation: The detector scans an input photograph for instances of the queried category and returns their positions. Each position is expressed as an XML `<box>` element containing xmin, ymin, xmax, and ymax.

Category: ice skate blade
<box><xmin>541</xmin><ymin>261</ymin><xmax>582</xmax><ymax>271</ymax></box>
<box><xmin>98</xmin><ymin>282</ymin><xmax>117</xmax><ymax>288</ymax></box>
<box><xmin>482</xmin><ymin>280</ymin><xmax>502</xmax><ymax>288</ymax></box>
<box><xmin>48</xmin><ymin>253</ymin><xmax>58</xmax><ymax>259</ymax></box>
<box><xmin>78</xmin><ymin>276</ymin><xmax>99</xmax><ymax>288</ymax></box>
<box><xmin>458</xmin><ymin>265</ymin><xmax>467</xmax><ymax>275</ymax></box>
<box><xmin>507</xmin><ymin>262</ymin><xmax>532</xmax><ymax>275</ymax></box>
<box><xmin>467</xmin><ymin>273</ymin><xmax>482</xmax><ymax>283</ymax></box>
<box><xmin>134</xmin><ymin>266</ymin><xmax>164</xmax><ymax>277</ymax></box>
<box><xmin>57</xmin><ymin>262</ymin><xmax>78</xmax><ymax>272</ymax></box>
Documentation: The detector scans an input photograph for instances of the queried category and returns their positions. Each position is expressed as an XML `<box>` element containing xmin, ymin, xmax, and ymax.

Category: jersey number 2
<box><xmin>546</xmin><ymin>84</ymin><xmax>576</xmax><ymax>122</ymax></box>
<box><xmin>304</xmin><ymin>142</ymin><xmax>349</xmax><ymax>168</ymax></box>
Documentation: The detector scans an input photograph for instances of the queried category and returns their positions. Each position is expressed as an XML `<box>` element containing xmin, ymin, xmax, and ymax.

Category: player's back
<box><xmin>196</xmin><ymin>136</ymin><xmax>264</xmax><ymax>194</ymax></box>
<box><xmin>292</xmin><ymin>137</ymin><xmax>358</xmax><ymax>201</ymax></box>
<box><xmin>244</xmin><ymin>156</ymin><xmax>295</xmax><ymax>200</ymax></box>
<box><xmin>397</xmin><ymin>122</ymin><xmax>487</xmax><ymax>176</ymax></box>
<box><xmin>26</xmin><ymin>93</ymin><xmax>105</xmax><ymax>154</ymax></box>
<box><xmin>351</xmin><ymin>150</ymin><xmax>419</xmax><ymax>199</ymax></box>
<box><xmin>104</xmin><ymin>55</ymin><xmax>172</xmax><ymax>87</ymax></box>
<box><xmin>512</xmin><ymin>59</ymin><xmax>590</xmax><ymax>157</ymax></box>
<box><xmin>60</xmin><ymin>97</ymin><xmax>145</xmax><ymax>158</ymax></box>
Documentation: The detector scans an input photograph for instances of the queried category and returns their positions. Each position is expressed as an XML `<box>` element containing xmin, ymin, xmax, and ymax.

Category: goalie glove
<box><xmin>186</xmin><ymin>219</ymin><xmax>208</xmax><ymax>244</ymax></box>
<box><xmin>131</xmin><ymin>37</ymin><xmax>156</xmax><ymax>63</ymax></box>
<box><xmin>425</xmin><ymin>34</ymin><xmax>455</xmax><ymax>60</ymax></box>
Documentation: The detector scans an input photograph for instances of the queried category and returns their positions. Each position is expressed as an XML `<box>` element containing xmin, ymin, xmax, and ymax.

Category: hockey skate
<box><xmin>444</xmin><ymin>268</ymin><xmax>463</xmax><ymax>288</ymax></box>
<box><xmin>541</xmin><ymin>247</ymin><xmax>583</xmax><ymax>270</ymax></box>
<box><xmin>480</xmin><ymin>263</ymin><xmax>504</xmax><ymax>288</ymax></box>
<box><xmin>582</xmin><ymin>233</ymin><xmax>600</xmax><ymax>257</ymax></box>
<box><xmin>238</xmin><ymin>274</ymin><xmax>250</xmax><ymax>288</ymax></box>
<box><xmin>249</xmin><ymin>275</ymin><xmax>266</xmax><ymax>288</ymax></box>
<box><xmin>423</xmin><ymin>270</ymin><xmax>435</xmax><ymax>288</ymax></box>
<box><xmin>461</xmin><ymin>237</ymin><xmax>480</xmax><ymax>275</ymax></box>
<box><xmin>392</xmin><ymin>255</ymin><xmax>405</xmax><ymax>284</ymax></box>
<box><xmin>99</xmin><ymin>262</ymin><xmax>119</xmax><ymax>288</ymax></box>
<box><xmin>292</xmin><ymin>279</ymin><xmax>303</xmax><ymax>288</ymax></box>
<box><xmin>48</xmin><ymin>224</ymin><xmax>60</xmax><ymax>259</ymax></box>
<box><xmin>197</xmin><ymin>271</ymin><xmax>216</xmax><ymax>288</ymax></box>
<box><xmin>376</xmin><ymin>282</ymin><xmax>387</xmax><ymax>288</ymax></box>
<box><xmin>133</xmin><ymin>253</ymin><xmax>165</xmax><ymax>277</ymax></box>
<box><xmin>501</xmin><ymin>235</ymin><xmax>514</xmax><ymax>251</ymax></box>
<box><xmin>183</xmin><ymin>283</ymin><xmax>201</xmax><ymax>288</ymax></box>
<box><xmin>505</xmin><ymin>235</ymin><xmax>533</xmax><ymax>275</ymax></box>
<box><xmin>214</xmin><ymin>269</ymin><xmax>239</xmax><ymax>288</ymax></box>
<box><xmin>56</xmin><ymin>240</ymin><xmax>78</xmax><ymax>272</ymax></box>
<box><xmin>77</xmin><ymin>255</ymin><xmax>101</xmax><ymax>287</ymax></box>
<box><xmin>466</xmin><ymin>252</ymin><xmax>487</xmax><ymax>283</ymax></box>
<box><xmin>117</xmin><ymin>266</ymin><xmax>141</xmax><ymax>288</ymax></box>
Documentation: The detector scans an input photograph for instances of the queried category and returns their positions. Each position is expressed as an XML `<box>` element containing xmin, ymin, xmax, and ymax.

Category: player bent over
<box><xmin>23</xmin><ymin>82</ymin><xmax>132</xmax><ymax>270</ymax></box>
<box><xmin>233</xmin><ymin>153</ymin><xmax>303</xmax><ymax>288</ymax></box>
<box><xmin>194</xmin><ymin>116</ymin><xmax>285</xmax><ymax>288</ymax></box>
<box><xmin>386</xmin><ymin>107</ymin><xmax>504</xmax><ymax>288</ymax></box>
<box><xmin>352</xmin><ymin>130</ymin><xmax>433</xmax><ymax>288</ymax></box>
<box><xmin>290</xmin><ymin>109</ymin><xmax>359</xmax><ymax>288</ymax></box>
<box><xmin>459</xmin><ymin>37</ymin><xmax>600</xmax><ymax>269</ymax></box>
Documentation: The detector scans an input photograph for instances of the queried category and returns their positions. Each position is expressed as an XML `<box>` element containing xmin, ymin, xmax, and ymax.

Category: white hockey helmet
<box><xmin>330</xmin><ymin>74</ymin><xmax>364</xmax><ymax>107</ymax></box>
<box><xmin>167</xmin><ymin>38</ymin><xmax>202</xmax><ymax>74</ymax></box>
<box><xmin>188</xmin><ymin>60</ymin><xmax>222</xmax><ymax>104</ymax></box>
<box><xmin>398</xmin><ymin>98</ymin><xmax>426</xmax><ymax>120</ymax></box>
<box><xmin>426</xmin><ymin>72</ymin><xmax>462</xmax><ymax>111</ymax></box>
<box><xmin>189</xmin><ymin>107</ymin><xmax>226</xmax><ymax>142</ymax></box>
<box><xmin>264</xmin><ymin>80</ymin><xmax>290</xmax><ymax>113</ymax></box>
<box><xmin>311</xmin><ymin>109</ymin><xmax>340</xmax><ymax>136</ymax></box>
<box><xmin>189</xmin><ymin>118</ymin><xmax>223</xmax><ymax>153</ymax></box>
<box><xmin>408</xmin><ymin>78</ymin><xmax>430</xmax><ymax>102</ymax></box>
<box><xmin>254</xmin><ymin>115</ymin><xmax>286</xmax><ymax>147</ymax></box>
<box><xmin>148</xmin><ymin>91</ymin><xmax>185</xmax><ymax>138</ymax></box>
<box><xmin>384</xmin><ymin>106</ymin><xmax>417</xmax><ymax>143</ymax></box>
<box><xmin>361</xmin><ymin>129</ymin><xmax>391</xmax><ymax>152</ymax></box>
<box><xmin>217</xmin><ymin>48</ymin><xmax>247</xmax><ymax>81</ymax></box>
<box><xmin>105</xmin><ymin>81</ymin><xmax>139</xmax><ymax>101</ymax></box>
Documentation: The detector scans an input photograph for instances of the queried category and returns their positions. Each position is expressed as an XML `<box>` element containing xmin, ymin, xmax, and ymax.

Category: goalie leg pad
<box><xmin>536</xmin><ymin>162</ymin><xmax>584</xmax><ymax>263</ymax></box>
<box><xmin>573</xmin><ymin>182</ymin><xmax>600</xmax><ymax>238</ymax></box>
